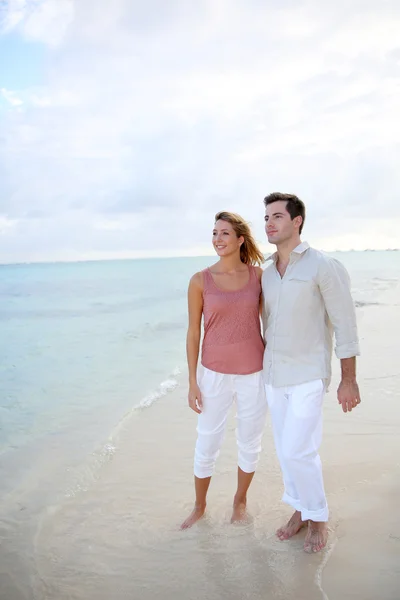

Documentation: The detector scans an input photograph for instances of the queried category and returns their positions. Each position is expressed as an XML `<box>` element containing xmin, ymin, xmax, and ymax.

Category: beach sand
<box><xmin>2</xmin><ymin>291</ymin><xmax>400</xmax><ymax>600</ymax></box>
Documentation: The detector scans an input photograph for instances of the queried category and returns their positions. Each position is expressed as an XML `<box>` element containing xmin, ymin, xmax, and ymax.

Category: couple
<box><xmin>181</xmin><ymin>192</ymin><xmax>361</xmax><ymax>554</ymax></box>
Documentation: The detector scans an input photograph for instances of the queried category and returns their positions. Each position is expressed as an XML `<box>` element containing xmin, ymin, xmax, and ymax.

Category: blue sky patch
<box><xmin>0</xmin><ymin>32</ymin><xmax>46</xmax><ymax>90</ymax></box>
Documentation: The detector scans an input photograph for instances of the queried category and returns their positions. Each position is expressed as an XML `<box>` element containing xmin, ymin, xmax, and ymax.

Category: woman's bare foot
<box><xmin>276</xmin><ymin>510</ymin><xmax>306</xmax><ymax>540</ymax></box>
<box><xmin>180</xmin><ymin>504</ymin><xmax>206</xmax><ymax>530</ymax></box>
<box><xmin>231</xmin><ymin>501</ymin><xmax>249</xmax><ymax>524</ymax></box>
<box><xmin>304</xmin><ymin>520</ymin><xmax>328</xmax><ymax>553</ymax></box>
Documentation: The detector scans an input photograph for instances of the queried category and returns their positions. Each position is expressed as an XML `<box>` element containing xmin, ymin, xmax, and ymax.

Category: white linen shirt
<box><xmin>261</xmin><ymin>242</ymin><xmax>360</xmax><ymax>388</ymax></box>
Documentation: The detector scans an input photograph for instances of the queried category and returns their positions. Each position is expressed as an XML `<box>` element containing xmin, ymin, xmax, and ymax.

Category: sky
<box><xmin>0</xmin><ymin>0</ymin><xmax>399</xmax><ymax>263</ymax></box>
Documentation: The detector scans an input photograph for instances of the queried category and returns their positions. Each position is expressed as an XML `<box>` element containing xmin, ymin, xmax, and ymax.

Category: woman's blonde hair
<box><xmin>215</xmin><ymin>211</ymin><xmax>265</xmax><ymax>266</ymax></box>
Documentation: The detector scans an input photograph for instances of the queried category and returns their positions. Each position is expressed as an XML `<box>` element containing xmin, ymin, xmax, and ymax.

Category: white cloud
<box><xmin>1</xmin><ymin>0</ymin><xmax>400</xmax><ymax>262</ymax></box>
<box><xmin>0</xmin><ymin>0</ymin><xmax>30</xmax><ymax>33</ymax></box>
<box><xmin>1</xmin><ymin>87</ymin><xmax>23</xmax><ymax>106</ymax></box>
<box><xmin>30</xmin><ymin>94</ymin><xmax>52</xmax><ymax>107</ymax></box>
<box><xmin>0</xmin><ymin>0</ymin><xmax>74</xmax><ymax>46</ymax></box>
<box><xmin>0</xmin><ymin>215</ymin><xmax>17</xmax><ymax>234</ymax></box>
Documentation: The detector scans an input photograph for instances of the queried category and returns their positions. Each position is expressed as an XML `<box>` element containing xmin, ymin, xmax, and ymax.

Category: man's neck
<box><xmin>276</xmin><ymin>237</ymin><xmax>302</xmax><ymax>264</ymax></box>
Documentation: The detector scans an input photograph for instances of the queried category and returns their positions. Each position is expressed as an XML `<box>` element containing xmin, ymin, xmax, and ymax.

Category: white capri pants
<box><xmin>194</xmin><ymin>367</ymin><xmax>268</xmax><ymax>479</ymax></box>
<box><xmin>265</xmin><ymin>379</ymin><xmax>329</xmax><ymax>522</ymax></box>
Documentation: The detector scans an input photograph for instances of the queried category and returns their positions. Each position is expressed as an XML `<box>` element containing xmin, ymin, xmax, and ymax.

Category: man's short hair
<box><xmin>263</xmin><ymin>192</ymin><xmax>306</xmax><ymax>234</ymax></box>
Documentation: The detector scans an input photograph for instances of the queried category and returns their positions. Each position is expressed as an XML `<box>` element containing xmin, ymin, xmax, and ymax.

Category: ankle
<box><xmin>233</xmin><ymin>494</ymin><xmax>247</xmax><ymax>506</ymax></box>
<box><xmin>194</xmin><ymin>502</ymin><xmax>206</xmax><ymax>511</ymax></box>
<box><xmin>309</xmin><ymin>520</ymin><xmax>327</xmax><ymax>528</ymax></box>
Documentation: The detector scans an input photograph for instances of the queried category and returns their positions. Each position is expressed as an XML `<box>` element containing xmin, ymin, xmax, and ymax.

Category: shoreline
<box><xmin>29</xmin><ymin>301</ymin><xmax>400</xmax><ymax>599</ymax></box>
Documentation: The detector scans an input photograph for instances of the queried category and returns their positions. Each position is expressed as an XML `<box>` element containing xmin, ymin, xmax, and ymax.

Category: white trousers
<box><xmin>194</xmin><ymin>367</ymin><xmax>268</xmax><ymax>479</ymax></box>
<box><xmin>265</xmin><ymin>379</ymin><xmax>329</xmax><ymax>522</ymax></box>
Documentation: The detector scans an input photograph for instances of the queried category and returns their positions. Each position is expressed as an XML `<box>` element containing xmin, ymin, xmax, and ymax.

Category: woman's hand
<box><xmin>188</xmin><ymin>383</ymin><xmax>202</xmax><ymax>414</ymax></box>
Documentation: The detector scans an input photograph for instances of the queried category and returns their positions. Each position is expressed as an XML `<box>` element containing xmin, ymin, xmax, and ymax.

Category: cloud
<box><xmin>1</xmin><ymin>0</ymin><xmax>400</xmax><ymax>262</ymax></box>
<box><xmin>1</xmin><ymin>87</ymin><xmax>23</xmax><ymax>105</ymax></box>
<box><xmin>0</xmin><ymin>0</ymin><xmax>30</xmax><ymax>33</ymax></box>
<box><xmin>0</xmin><ymin>0</ymin><xmax>74</xmax><ymax>46</ymax></box>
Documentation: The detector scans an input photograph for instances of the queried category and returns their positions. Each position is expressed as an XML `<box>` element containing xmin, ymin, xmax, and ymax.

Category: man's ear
<box><xmin>294</xmin><ymin>215</ymin><xmax>303</xmax><ymax>231</ymax></box>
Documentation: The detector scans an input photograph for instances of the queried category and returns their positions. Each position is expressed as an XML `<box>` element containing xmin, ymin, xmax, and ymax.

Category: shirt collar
<box><xmin>292</xmin><ymin>241</ymin><xmax>310</xmax><ymax>254</ymax></box>
<box><xmin>267</xmin><ymin>241</ymin><xmax>309</xmax><ymax>262</ymax></box>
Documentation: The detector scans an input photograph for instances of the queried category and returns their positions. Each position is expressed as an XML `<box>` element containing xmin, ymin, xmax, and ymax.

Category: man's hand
<box><xmin>188</xmin><ymin>383</ymin><xmax>202</xmax><ymax>414</ymax></box>
<box><xmin>337</xmin><ymin>379</ymin><xmax>361</xmax><ymax>413</ymax></box>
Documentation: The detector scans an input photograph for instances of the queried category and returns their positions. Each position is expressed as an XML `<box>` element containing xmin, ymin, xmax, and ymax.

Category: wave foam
<box><xmin>62</xmin><ymin>368</ymin><xmax>182</xmax><ymax>500</ymax></box>
<box><xmin>139</xmin><ymin>375</ymin><xmax>179</xmax><ymax>408</ymax></box>
<box><xmin>64</xmin><ymin>442</ymin><xmax>117</xmax><ymax>498</ymax></box>
<box><xmin>354</xmin><ymin>300</ymin><xmax>382</xmax><ymax>308</ymax></box>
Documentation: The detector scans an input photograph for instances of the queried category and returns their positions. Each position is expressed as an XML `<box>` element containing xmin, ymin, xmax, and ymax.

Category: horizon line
<box><xmin>0</xmin><ymin>248</ymin><xmax>398</xmax><ymax>267</ymax></box>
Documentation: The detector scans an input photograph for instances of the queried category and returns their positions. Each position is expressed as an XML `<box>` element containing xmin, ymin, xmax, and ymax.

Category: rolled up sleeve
<box><xmin>318</xmin><ymin>257</ymin><xmax>360</xmax><ymax>359</ymax></box>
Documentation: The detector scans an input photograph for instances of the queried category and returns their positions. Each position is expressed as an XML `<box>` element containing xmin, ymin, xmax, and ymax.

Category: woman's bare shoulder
<box><xmin>189</xmin><ymin>270</ymin><xmax>205</xmax><ymax>290</ymax></box>
<box><xmin>253</xmin><ymin>266</ymin><xmax>264</xmax><ymax>282</ymax></box>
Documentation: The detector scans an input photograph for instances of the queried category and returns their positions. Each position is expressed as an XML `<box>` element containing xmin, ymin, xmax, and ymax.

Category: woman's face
<box><xmin>212</xmin><ymin>219</ymin><xmax>243</xmax><ymax>258</ymax></box>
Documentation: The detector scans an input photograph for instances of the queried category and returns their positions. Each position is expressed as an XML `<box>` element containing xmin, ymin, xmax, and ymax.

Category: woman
<box><xmin>181</xmin><ymin>211</ymin><xmax>267</xmax><ymax>530</ymax></box>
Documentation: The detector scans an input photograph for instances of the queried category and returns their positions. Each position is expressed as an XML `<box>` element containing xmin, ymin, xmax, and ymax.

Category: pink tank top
<box><xmin>201</xmin><ymin>265</ymin><xmax>264</xmax><ymax>375</ymax></box>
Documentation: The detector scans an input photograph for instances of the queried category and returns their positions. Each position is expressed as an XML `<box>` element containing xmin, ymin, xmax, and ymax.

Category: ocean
<box><xmin>0</xmin><ymin>251</ymin><xmax>399</xmax><ymax>600</ymax></box>
<box><xmin>0</xmin><ymin>257</ymin><xmax>208</xmax><ymax>496</ymax></box>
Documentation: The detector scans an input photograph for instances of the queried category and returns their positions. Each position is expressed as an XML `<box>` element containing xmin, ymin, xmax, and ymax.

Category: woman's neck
<box><xmin>217</xmin><ymin>255</ymin><xmax>246</xmax><ymax>273</ymax></box>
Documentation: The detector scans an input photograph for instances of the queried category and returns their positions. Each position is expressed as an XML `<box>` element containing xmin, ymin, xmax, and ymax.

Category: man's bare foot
<box><xmin>231</xmin><ymin>501</ymin><xmax>249</xmax><ymax>524</ymax></box>
<box><xmin>180</xmin><ymin>504</ymin><xmax>206</xmax><ymax>530</ymax></box>
<box><xmin>276</xmin><ymin>510</ymin><xmax>306</xmax><ymax>540</ymax></box>
<box><xmin>304</xmin><ymin>521</ymin><xmax>328</xmax><ymax>553</ymax></box>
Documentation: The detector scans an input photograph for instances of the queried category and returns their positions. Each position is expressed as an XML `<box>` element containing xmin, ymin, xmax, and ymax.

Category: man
<box><xmin>261</xmin><ymin>192</ymin><xmax>361</xmax><ymax>553</ymax></box>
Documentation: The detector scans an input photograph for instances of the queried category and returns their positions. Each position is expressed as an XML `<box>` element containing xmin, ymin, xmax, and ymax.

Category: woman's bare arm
<box><xmin>186</xmin><ymin>272</ymin><xmax>204</xmax><ymax>413</ymax></box>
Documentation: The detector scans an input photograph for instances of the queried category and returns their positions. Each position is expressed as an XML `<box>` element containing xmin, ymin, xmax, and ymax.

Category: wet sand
<box><xmin>322</xmin><ymin>298</ymin><xmax>400</xmax><ymax>600</ymax></box>
<box><xmin>1</xmin><ymin>293</ymin><xmax>399</xmax><ymax>600</ymax></box>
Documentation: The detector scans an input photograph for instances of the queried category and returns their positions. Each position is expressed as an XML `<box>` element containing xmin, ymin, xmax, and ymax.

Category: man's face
<box><xmin>264</xmin><ymin>200</ymin><xmax>298</xmax><ymax>245</ymax></box>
